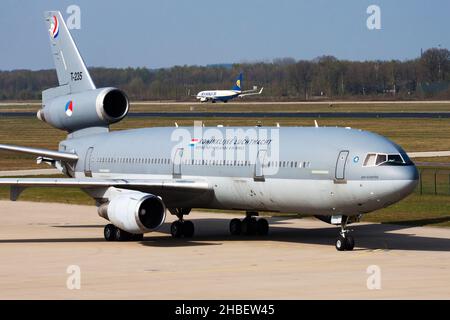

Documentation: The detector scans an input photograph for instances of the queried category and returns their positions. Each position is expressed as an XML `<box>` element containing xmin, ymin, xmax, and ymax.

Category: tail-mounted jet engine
<box><xmin>37</xmin><ymin>87</ymin><xmax>128</xmax><ymax>132</ymax></box>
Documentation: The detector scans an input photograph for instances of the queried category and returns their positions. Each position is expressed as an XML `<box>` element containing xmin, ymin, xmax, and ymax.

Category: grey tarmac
<box><xmin>0</xmin><ymin>201</ymin><xmax>449</xmax><ymax>299</ymax></box>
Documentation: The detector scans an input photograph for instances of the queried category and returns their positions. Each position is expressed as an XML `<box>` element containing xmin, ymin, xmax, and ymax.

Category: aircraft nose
<box><xmin>395</xmin><ymin>164</ymin><xmax>419</xmax><ymax>196</ymax></box>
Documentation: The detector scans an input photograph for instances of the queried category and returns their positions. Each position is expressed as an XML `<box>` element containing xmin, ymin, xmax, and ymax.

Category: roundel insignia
<box><xmin>49</xmin><ymin>15</ymin><xmax>59</xmax><ymax>39</ymax></box>
<box><xmin>353</xmin><ymin>156</ymin><xmax>360</xmax><ymax>163</ymax></box>
<box><xmin>65</xmin><ymin>100</ymin><xmax>73</xmax><ymax>117</ymax></box>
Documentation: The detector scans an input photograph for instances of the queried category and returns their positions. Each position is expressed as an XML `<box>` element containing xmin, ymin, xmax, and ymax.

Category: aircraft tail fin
<box><xmin>44</xmin><ymin>11</ymin><xmax>95</xmax><ymax>94</ymax></box>
<box><xmin>232</xmin><ymin>73</ymin><xmax>243</xmax><ymax>91</ymax></box>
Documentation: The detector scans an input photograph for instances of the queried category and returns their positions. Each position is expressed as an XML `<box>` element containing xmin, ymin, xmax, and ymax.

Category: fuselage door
<box><xmin>84</xmin><ymin>147</ymin><xmax>94</xmax><ymax>177</ymax></box>
<box><xmin>173</xmin><ymin>148</ymin><xmax>184</xmax><ymax>178</ymax></box>
<box><xmin>254</xmin><ymin>149</ymin><xmax>267</xmax><ymax>181</ymax></box>
<box><xmin>335</xmin><ymin>150</ymin><xmax>349</xmax><ymax>181</ymax></box>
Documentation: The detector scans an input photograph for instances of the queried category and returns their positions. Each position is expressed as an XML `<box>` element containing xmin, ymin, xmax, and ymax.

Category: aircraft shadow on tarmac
<box><xmin>1</xmin><ymin>217</ymin><xmax>449</xmax><ymax>251</ymax></box>
<box><xmin>135</xmin><ymin>218</ymin><xmax>450</xmax><ymax>252</ymax></box>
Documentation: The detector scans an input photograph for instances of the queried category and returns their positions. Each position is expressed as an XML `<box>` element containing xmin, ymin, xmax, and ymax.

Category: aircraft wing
<box><xmin>0</xmin><ymin>144</ymin><xmax>78</xmax><ymax>162</ymax></box>
<box><xmin>0</xmin><ymin>177</ymin><xmax>211</xmax><ymax>200</ymax></box>
<box><xmin>239</xmin><ymin>87</ymin><xmax>264</xmax><ymax>97</ymax></box>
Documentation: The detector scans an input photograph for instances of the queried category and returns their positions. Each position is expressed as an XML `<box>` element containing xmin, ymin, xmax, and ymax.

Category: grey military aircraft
<box><xmin>0</xmin><ymin>11</ymin><xmax>419</xmax><ymax>251</ymax></box>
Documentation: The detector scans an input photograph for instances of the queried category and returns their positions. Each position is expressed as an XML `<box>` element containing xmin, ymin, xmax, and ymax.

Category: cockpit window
<box><xmin>363</xmin><ymin>152</ymin><xmax>413</xmax><ymax>167</ymax></box>
<box><xmin>380</xmin><ymin>154</ymin><xmax>404</xmax><ymax>166</ymax></box>
<box><xmin>363</xmin><ymin>153</ymin><xmax>376</xmax><ymax>166</ymax></box>
<box><xmin>400</xmin><ymin>152</ymin><xmax>414</xmax><ymax>165</ymax></box>
<box><xmin>375</xmin><ymin>154</ymin><xmax>387</xmax><ymax>165</ymax></box>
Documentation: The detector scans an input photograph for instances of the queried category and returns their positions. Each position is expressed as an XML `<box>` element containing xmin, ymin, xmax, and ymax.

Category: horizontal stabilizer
<box><xmin>0</xmin><ymin>144</ymin><xmax>78</xmax><ymax>162</ymax></box>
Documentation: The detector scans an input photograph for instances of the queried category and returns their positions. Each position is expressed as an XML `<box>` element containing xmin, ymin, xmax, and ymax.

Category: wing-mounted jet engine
<box><xmin>98</xmin><ymin>191</ymin><xmax>166</xmax><ymax>241</ymax></box>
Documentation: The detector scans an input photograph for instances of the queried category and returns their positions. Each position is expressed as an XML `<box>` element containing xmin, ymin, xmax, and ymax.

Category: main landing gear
<box><xmin>103</xmin><ymin>224</ymin><xmax>144</xmax><ymax>242</ymax></box>
<box><xmin>169</xmin><ymin>208</ymin><xmax>194</xmax><ymax>238</ymax></box>
<box><xmin>229</xmin><ymin>212</ymin><xmax>269</xmax><ymax>236</ymax></box>
<box><xmin>335</xmin><ymin>216</ymin><xmax>355</xmax><ymax>251</ymax></box>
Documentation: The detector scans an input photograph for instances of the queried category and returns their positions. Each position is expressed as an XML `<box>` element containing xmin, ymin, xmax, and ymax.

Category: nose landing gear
<box><xmin>335</xmin><ymin>216</ymin><xmax>355</xmax><ymax>251</ymax></box>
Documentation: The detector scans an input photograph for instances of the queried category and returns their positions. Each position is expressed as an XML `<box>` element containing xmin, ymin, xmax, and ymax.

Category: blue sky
<box><xmin>0</xmin><ymin>0</ymin><xmax>449</xmax><ymax>70</ymax></box>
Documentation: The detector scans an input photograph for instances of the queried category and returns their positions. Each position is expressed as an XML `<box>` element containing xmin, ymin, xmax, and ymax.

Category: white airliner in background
<box><xmin>195</xmin><ymin>73</ymin><xmax>263</xmax><ymax>103</ymax></box>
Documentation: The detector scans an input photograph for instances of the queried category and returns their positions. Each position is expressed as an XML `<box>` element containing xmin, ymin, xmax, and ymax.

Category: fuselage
<box><xmin>59</xmin><ymin>126</ymin><xmax>418</xmax><ymax>216</ymax></box>
<box><xmin>196</xmin><ymin>90</ymin><xmax>240</xmax><ymax>102</ymax></box>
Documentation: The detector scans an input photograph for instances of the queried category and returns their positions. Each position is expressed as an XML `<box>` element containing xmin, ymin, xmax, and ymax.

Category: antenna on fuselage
<box><xmin>175</xmin><ymin>122</ymin><xmax>178</xmax><ymax>127</ymax></box>
<box><xmin>314</xmin><ymin>120</ymin><xmax>319</xmax><ymax>128</ymax></box>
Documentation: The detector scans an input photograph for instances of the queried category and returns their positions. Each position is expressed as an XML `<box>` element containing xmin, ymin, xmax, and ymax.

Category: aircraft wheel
<box><xmin>171</xmin><ymin>221</ymin><xmax>183</xmax><ymax>238</ymax></box>
<box><xmin>256</xmin><ymin>218</ymin><xmax>269</xmax><ymax>236</ymax></box>
<box><xmin>115</xmin><ymin>228</ymin><xmax>131</xmax><ymax>241</ymax></box>
<box><xmin>229</xmin><ymin>218</ymin><xmax>242</xmax><ymax>235</ymax></box>
<box><xmin>345</xmin><ymin>235</ymin><xmax>355</xmax><ymax>251</ymax></box>
<box><xmin>183</xmin><ymin>220</ymin><xmax>195</xmax><ymax>238</ymax></box>
<box><xmin>104</xmin><ymin>224</ymin><xmax>117</xmax><ymax>241</ymax></box>
<box><xmin>242</xmin><ymin>217</ymin><xmax>257</xmax><ymax>235</ymax></box>
<box><xmin>132</xmin><ymin>233</ymin><xmax>144</xmax><ymax>241</ymax></box>
<box><xmin>335</xmin><ymin>235</ymin><xmax>347</xmax><ymax>251</ymax></box>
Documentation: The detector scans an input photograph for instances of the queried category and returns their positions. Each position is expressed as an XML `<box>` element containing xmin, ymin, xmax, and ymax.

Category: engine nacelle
<box><xmin>99</xmin><ymin>192</ymin><xmax>166</xmax><ymax>234</ymax></box>
<box><xmin>38</xmin><ymin>87</ymin><xmax>129</xmax><ymax>132</ymax></box>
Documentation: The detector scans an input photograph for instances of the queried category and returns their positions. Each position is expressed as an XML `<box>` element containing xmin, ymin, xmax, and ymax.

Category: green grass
<box><xmin>364</xmin><ymin>194</ymin><xmax>450</xmax><ymax>227</ymax></box>
<box><xmin>130</xmin><ymin>102</ymin><xmax>450</xmax><ymax>113</ymax></box>
<box><xmin>2</xmin><ymin>101</ymin><xmax>450</xmax><ymax>113</ymax></box>
<box><xmin>0</xmin><ymin>186</ymin><xmax>94</xmax><ymax>205</ymax></box>
<box><xmin>417</xmin><ymin>168</ymin><xmax>450</xmax><ymax>195</ymax></box>
<box><xmin>0</xmin><ymin>116</ymin><xmax>449</xmax><ymax>170</ymax></box>
<box><xmin>0</xmin><ymin>174</ymin><xmax>94</xmax><ymax>205</ymax></box>
<box><xmin>0</xmin><ymin>184</ymin><xmax>448</xmax><ymax>228</ymax></box>
<box><xmin>0</xmin><ymin>169</ymin><xmax>448</xmax><ymax>227</ymax></box>
<box><xmin>0</xmin><ymin>109</ymin><xmax>448</xmax><ymax>228</ymax></box>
